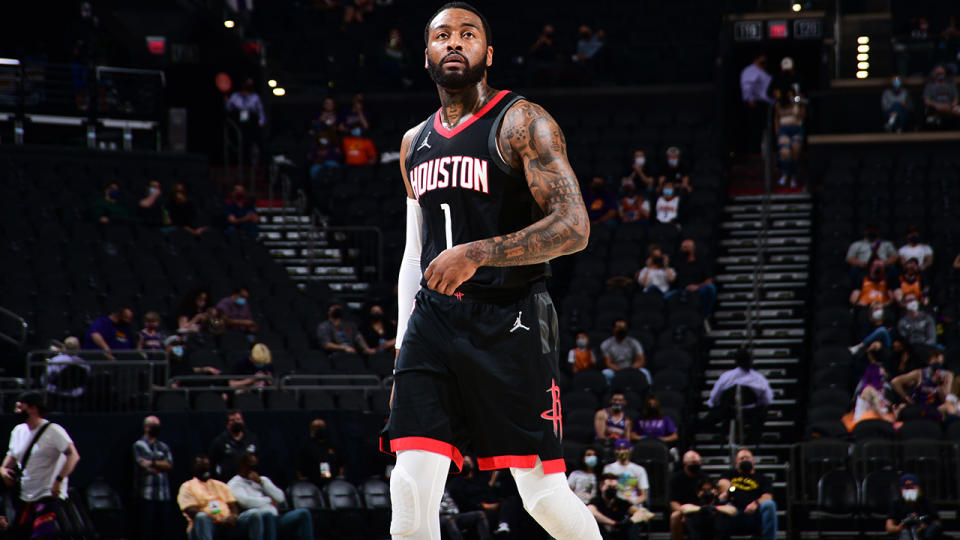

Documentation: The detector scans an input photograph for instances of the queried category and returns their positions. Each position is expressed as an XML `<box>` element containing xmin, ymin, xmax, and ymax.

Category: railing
<box><xmin>309</xmin><ymin>210</ymin><xmax>384</xmax><ymax>285</ymax></box>
<box><xmin>25</xmin><ymin>350</ymin><xmax>168</xmax><ymax>414</ymax></box>
<box><xmin>0</xmin><ymin>306</ymin><xmax>28</xmax><ymax>348</ymax></box>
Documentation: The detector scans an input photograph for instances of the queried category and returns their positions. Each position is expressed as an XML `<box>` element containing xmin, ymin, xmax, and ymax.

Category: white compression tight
<box><xmin>390</xmin><ymin>450</ymin><xmax>601</xmax><ymax>540</ymax></box>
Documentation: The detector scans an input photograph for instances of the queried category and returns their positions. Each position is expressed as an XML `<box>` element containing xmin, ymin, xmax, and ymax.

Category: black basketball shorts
<box><xmin>380</xmin><ymin>282</ymin><xmax>566</xmax><ymax>474</ymax></box>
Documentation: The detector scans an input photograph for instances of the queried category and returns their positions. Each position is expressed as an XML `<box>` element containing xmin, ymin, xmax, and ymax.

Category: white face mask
<box><xmin>902</xmin><ymin>488</ymin><xmax>918</xmax><ymax>501</ymax></box>
<box><xmin>906</xmin><ymin>300</ymin><xmax>919</xmax><ymax>312</ymax></box>
<box><xmin>871</xmin><ymin>310</ymin><xmax>884</xmax><ymax>321</ymax></box>
<box><xmin>668</xmin><ymin>158</ymin><xmax>679</xmax><ymax>167</ymax></box>
<box><xmin>635</xmin><ymin>157</ymin><xmax>645</xmax><ymax>167</ymax></box>
<box><xmin>576</xmin><ymin>338</ymin><xmax>588</xmax><ymax>348</ymax></box>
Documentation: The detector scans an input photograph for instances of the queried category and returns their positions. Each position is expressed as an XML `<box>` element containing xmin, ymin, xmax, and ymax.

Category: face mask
<box><xmin>591</xmin><ymin>184</ymin><xmax>603</xmax><ymax>193</ymax></box>
<box><xmin>108</xmin><ymin>189</ymin><xmax>120</xmax><ymax>199</ymax></box>
<box><xmin>603</xmin><ymin>486</ymin><xmax>618</xmax><ymax>499</ymax></box>
<box><xmin>739</xmin><ymin>460</ymin><xmax>754</xmax><ymax>474</ymax></box>
<box><xmin>614</xmin><ymin>328</ymin><xmax>627</xmax><ymax>339</ymax></box>
<box><xmin>230</xmin><ymin>422</ymin><xmax>245</xmax><ymax>435</ymax></box>
<box><xmin>907</xmin><ymin>300</ymin><xmax>919</xmax><ymax>312</ymax></box>
<box><xmin>699</xmin><ymin>491</ymin><xmax>716</xmax><ymax>505</ymax></box>
<box><xmin>171</xmin><ymin>345</ymin><xmax>184</xmax><ymax>357</ymax></box>
<box><xmin>369</xmin><ymin>312</ymin><xmax>383</xmax><ymax>321</ymax></box>
<box><xmin>668</xmin><ymin>158</ymin><xmax>679</xmax><ymax>167</ymax></box>
<box><xmin>871</xmin><ymin>268</ymin><xmax>883</xmax><ymax>279</ymax></box>
<box><xmin>319</xmin><ymin>138</ymin><xmax>329</xmax><ymax>145</ymax></box>
<box><xmin>610</xmin><ymin>404</ymin><xmax>624</xmax><ymax>413</ymax></box>
<box><xmin>235</xmin><ymin>297</ymin><xmax>247</xmax><ymax>307</ymax></box>
<box><xmin>635</xmin><ymin>157</ymin><xmax>645</xmax><ymax>167</ymax></box>
<box><xmin>908</xmin><ymin>235</ymin><xmax>919</xmax><ymax>244</ymax></box>
<box><xmin>871</xmin><ymin>310</ymin><xmax>884</xmax><ymax>322</ymax></box>
<box><xmin>146</xmin><ymin>425</ymin><xmax>160</xmax><ymax>438</ymax></box>
<box><xmin>624</xmin><ymin>189</ymin><xmax>637</xmax><ymax>197</ymax></box>
<box><xmin>330</xmin><ymin>308</ymin><xmax>343</xmax><ymax>319</ymax></box>
<box><xmin>930</xmin><ymin>362</ymin><xmax>944</xmax><ymax>371</ymax></box>
<box><xmin>687</xmin><ymin>464</ymin><xmax>702</xmax><ymax>475</ymax></box>
<box><xmin>15</xmin><ymin>410</ymin><xmax>28</xmax><ymax>422</ymax></box>
<box><xmin>576</xmin><ymin>338</ymin><xmax>588</xmax><ymax>348</ymax></box>
<box><xmin>866</xmin><ymin>232</ymin><xmax>877</xmax><ymax>241</ymax></box>
<box><xmin>149</xmin><ymin>187</ymin><xmax>159</xmax><ymax>195</ymax></box>
<box><xmin>936</xmin><ymin>73</ymin><xmax>945</xmax><ymax>81</ymax></box>
<box><xmin>313</xmin><ymin>426</ymin><xmax>326</xmax><ymax>440</ymax></box>
<box><xmin>194</xmin><ymin>465</ymin><xmax>211</xmax><ymax>480</ymax></box>
<box><xmin>461</xmin><ymin>462</ymin><xmax>474</xmax><ymax>475</ymax></box>
<box><xmin>351</xmin><ymin>127</ymin><xmax>362</xmax><ymax>137</ymax></box>
<box><xmin>663</xmin><ymin>188</ymin><xmax>675</xmax><ymax>197</ymax></box>
<box><xmin>893</xmin><ymin>79</ymin><xmax>902</xmax><ymax>89</ymax></box>
<box><xmin>902</xmin><ymin>488</ymin><xmax>918</xmax><ymax>501</ymax></box>
<box><xmin>584</xmin><ymin>455</ymin><xmax>598</xmax><ymax>468</ymax></box>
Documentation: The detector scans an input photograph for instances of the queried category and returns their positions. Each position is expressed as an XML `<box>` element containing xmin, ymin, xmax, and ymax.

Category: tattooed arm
<box><xmin>424</xmin><ymin>100</ymin><xmax>589</xmax><ymax>295</ymax></box>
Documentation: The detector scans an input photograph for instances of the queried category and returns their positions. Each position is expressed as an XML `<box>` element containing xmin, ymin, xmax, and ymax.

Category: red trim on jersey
<box><xmin>432</xmin><ymin>89</ymin><xmax>510</xmax><ymax>139</ymax></box>
<box><xmin>476</xmin><ymin>455</ymin><xmax>567</xmax><ymax>474</ymax></box>
<box><xmin>389</xmin><ymin>437</ymin><xmax>465</xmax><ymax>471</ymax></box>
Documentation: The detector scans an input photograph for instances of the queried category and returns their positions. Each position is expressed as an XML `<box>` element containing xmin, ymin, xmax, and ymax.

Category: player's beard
<box><xmin>427</xmin><ymin>52</ymin><xmax>487</xmax><ymax>90</ymax></box>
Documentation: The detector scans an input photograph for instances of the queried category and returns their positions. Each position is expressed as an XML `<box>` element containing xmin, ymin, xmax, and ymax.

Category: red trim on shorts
<box><xmin>432</xmin><ymin>90</ymin><xmax>510</xmax><ymax>139</ymax></box>
<box><xmin>389</xmin><ymin>437</ymin><xmax>465</xmax><ymax>471</ymax></box>
<box><xmin>477</xmin><ymin>455</ymin><xmax>567</xmax><ymax>474</ymax></box>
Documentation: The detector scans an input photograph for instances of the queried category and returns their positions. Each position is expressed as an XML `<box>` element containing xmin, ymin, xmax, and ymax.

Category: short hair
<box><xmin>144</xmin><ymin>311</ymin><xmax>161</xmax><ymax>323</ymax></box>
<box><xmin>600</xmin><ymin>473</ymin><xmax>619</xmax><ymax>482</ymax></box>
<box><xmin>226</xmin><ymin>409</ymin><xmax>242</xmax><ymax>420</ymax></box>
<box><xmin>424</xmin><ymin>2</ymin><xmax>492</xmax><ymax>46</ymax></box>
<box><xmin>234</xmin><ymin>285</ymin><xmax>249</xmax><ymax>294</ymax></box>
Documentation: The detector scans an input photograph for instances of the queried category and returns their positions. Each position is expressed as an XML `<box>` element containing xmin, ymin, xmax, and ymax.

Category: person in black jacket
<box><xmin>886</xmin><ymin>474</ymin><xmax>943</xmax><ymax>540</ymax></box>
<box><xmin>208</xmin><ymin>410</ymin><xmax>259</xmax><ymax>480</ymax></box>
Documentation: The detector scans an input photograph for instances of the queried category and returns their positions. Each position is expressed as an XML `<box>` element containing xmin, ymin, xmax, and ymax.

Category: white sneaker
<box><xmin>778</xmin><ymin>175</ymin><xmax>787</xmax><ymax>186</ymax></box>
<box><xmin>703</xmin><ymin>318</ymin><xmax>712</xmax><ymax>333</ymax></box>
<box><xmin>494</xmin><ymin>522</ymin><xmax>511</xmax><ymax>535</ymax></box>
<box><xmin>848</xmin><ymin>343</ymin><xmax>863</xmax><ymax>355</ymax></box>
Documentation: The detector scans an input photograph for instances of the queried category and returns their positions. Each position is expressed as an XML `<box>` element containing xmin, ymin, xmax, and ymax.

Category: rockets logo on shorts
<box><xmin>409</xmin><ymin>156</ymin><xmax>490</xmax><ymax>199</ymax></box>
<box><xmin>540</xmin><ymin>379</ymin><xmax>563</xmax><ymax>439</ymax></box>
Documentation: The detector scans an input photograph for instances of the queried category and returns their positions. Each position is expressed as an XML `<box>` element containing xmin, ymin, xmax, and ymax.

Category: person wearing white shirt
<box><xmin>898</xmin><ymin>226</ymin><xmax>933</xmax><ymax>270</ymax></box>
<box><xmin>601</xmin><ymin>439</ymin><xmax>649</xmax><ymax>506</ymax></box>
<box><xmin>0</xmin><ymin>392</ymin><xmax>80</xmax><ymax>538</ymax></box>
<box><xmin>655</xmin><ymin>181</ymin><xmax>680</xmax><ymax>224</ymax></box>
<box><xmin>228</xmin><ymin>454</ymin><xmax>313</xmax><ymax>540</ymax></box>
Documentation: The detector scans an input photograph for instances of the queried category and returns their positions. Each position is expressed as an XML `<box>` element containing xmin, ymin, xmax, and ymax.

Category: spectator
<box><xmin>923</xmin><ymin>65</ymin><xmax>960</xmax><ymax>127</ymax></box>
<box><xmin>225</xmin><ymin>78</ymin><xmax>265</xmax><ymax>164</ymax></box>
<box><xmin>445</xmin><ymin>455</ymin><xmax>503</xmax><ymax>536</ymax></box>
<box><xmin>224</xmin><ymin>185</ymin><xmax>260</xmax><ymax>237</ymax></box>
<box><xmin>295</xmin><ymin>418</ymin><xmax>343</xmax><ymax>488</ymax></box>
<box><xmin>307</xmin><ymin>134</ymin><xmax>344</xmax><ymax>181</ymax></box>
<box><xmin>584</xmin><ymin>176</ymin><xmax>619</xmax><ymax>231</ymax></box>
<box><xmin>439</xmin><ymin>486</ymin><xmax>493</xmax><ymax>540</ymax></box>
<box><xmin>169</xmin><ymin>183</ymin><xmax>208</xmax><ymax>237</ymax></box>
<box><xmin>138</xmin><ymin>180</ymin><xmax>168</xmax><ymax>227</ymax></box>
<box><xmin>740</xmin><ymin>53</ymin><xmax>774</xmax><ymax>152</ymax></box>
<box><xmin>891</xmin><ymin>350</ymin><xmax>954</xmax><ymax>421</ymax></box>
<box><xmin>133</xmin><ymin>415</ymin><xmax>174</xmax><ymax>540</ymax></box>
<box><xmin>847</xmin><ymin>225</ymin><xmax>898</xmax><ymax>284</ymax></box>
<box><xmin>587</xmin><ymin>473</ymin><xmax>648</xmax><ymax>539</ymax></box>
<box><xmin>771</xmin><ymin>56</ymin><xmax>802</xmax><ymax>100</ymax></box>
<box><xmin>359</xmin><ymin>303</ymin><xmax>396</xmax><ymax>354</ymax></box>
<box><xmin>896</xmin><ymin>293</ymin><xmax>937</xmax><ymax>349</ymax></box>
<box><xmin>850</xmin><ymin>258</ymin><xmax>894</xmax><ymax>308</ymax></box>
<box><xmin>882</xmin><ymin>75</ymin><xmax>912</xmax><ymax>132</ymax></box>
<box><xmin>654</xmin><ymin>180</ymin><xmax>680</xmax><ymax>225</ymax></box>
<box><xmin>658</xmin><ymin>147</ymin><xmax>692</xmax><ymax>195</ymax></box>
<box><xmin>595</xmin><ymin>392</ymin><xmax>632</xmax><ymax>441</ymax></box>
<box><xmin>842</xmin><ymin>362</ymin><xmax>898</xmax><ymax>431</ymax></box>
<box><xmin>894</xmin><ymin>259</ymin><xmax>925</xmax><ymax>304</ymax></box>
<box><xmin>568</xmin><ymin>447</ymin><xmax>601</xmax><ymax>504</ymax></box>
<box><xmin>44</xmin><ymin>337</ymin><xmax>90</xmax><ymax>402</ymax></box>
<box><xmin>92</xmin><ymin>181</ymin><xmax>134</xmax><ymax>225</ymax></box>
<box><xmin>177</xmin><ymin>454</ymin><xmax>263</xmax><ymax>540</ymax></box>
<box><xmin>617</xmin><ymin>180</ymin><xmax>650</xmax><ymax>225</ymax></box>
<box><xmin>667</xmin><ymin>238</ymin><xmax>717</xmax><ymax>318</ymax></box>
<box><xmin>600</xmin><ymin>319</ymin><xmax>649</xmax><ymax>385</ymax></box>
<box><xmin>886</xmin><ymin>474</ymin><xmax>943</xmax><ymax>540</ymax></box>
<box><xmin>602</xmin><ymin>439</ymin><xmax>649</xmax><ymax>506</ymax></box>
<box><xmin>899</xmin><ymin>226</ymin><xmax>933</xmax><ymax>270</ymax></box>
<box><xmin>631</xmin><ymin>397</ymin><xmax>678</xmax><ymax>444</ymax></box>
<box><xmin>316</xmin><ymin>302</ymin><xmax>374</xmax><ymax>357</ymax></box>
<box><xmin>573</xmin><ymin>24</ymin><xmax>604</xmax><ymax>63</ymax></box>
<box><xmin>177</xmin><ymin>289</ymin><xmax>210</xmax><ymax>334</ymax></box>
<box><xmin>679</xmin><ymin>479</ymin><xmax>739</xmax><ymax>540</ymax></box>
<box><xmin>637</xmin><ymin>248</ymin><xmax>676</xmax><ymax>295</ymax></box>
<box><xmin>774</xmin><ymin>87</ymin><xmax>805</xmax><ymax>188</ymax></box>
<box><xmin>341</xmin><ymin>126</ymin><xmax>378</xmax><ymax>166</ymax></box>
<box><xmin>622</xmin><ymin>149</ymin><xmax>656</xmax><ymax>195</ymax></box>
<box><xmin>343</xmin><ymin>0</ymin><xmax>374</xmax><ymax>26</ymax></box>
<box><xmin>669</xmin><ymin>450</ymin><xmax>707</xmax><ymax>540</ymax></box>
<box><xmin>167</xmin><ymin>335</ymin><xmax>222</xmax><ymax>382</ymax></box>
<box><xmin>849</xmin><ymin>302</ymin><xmax>893</xmax><ymax>355</ymax></box>
<box><xmin>228</xmin><ymin>453</ymin><xmax>313</xmax><ymax>540</ymax></box>
<box><xmin>717</xmin><ymin>449</ymin><xmax>777</xmax><ymax>540</ymax></box>
<box><xmin>229</xmin><ymin>343</ymin><xmax>274</xmax><ymax>389</ymax></box>
<box><xmin>568</xmin><ymin>332</ymin><xmax>600</xmax><ymax>374</ymax></box>
<box><xmin>209</xmin><ymin>411</ymin><xmax>260</xmax><ymax>481</ymax></box>
<box><xmin>0</xmin><ymin>392</ymin><xmax>79</xmax><ymax>538</ymax></box>
<box><xmin>216</xmin><ymin>286</ymin><xmax>260</xmax><ymax>334</ymax></box>
<box><xmin>340</xmin><ymin>93</ymin><xmax>371</xmax><ymax>132</ymax></box>
<box><xmin>83</xmin><ymin>305</ymin><xmax>137</xmax><ymax>358</ymax></box>
<box><xmin>702</xmin><ymin>348</ymin><xmax>772</xmax><ymax>447</ymax></box>
<box><xmin>528</xmin><ymin>24</ymin><xmax>564</xmax><ymax>86</ymax></box>
<box><xmin>381</xmin><ymin>29</ymin><xmax>413</xmax><ymax>89</ymax></box>
<box><xmin>310</xmin><ymin>97</ymin><xmax>340</xmax><ymax>138</ymax></box>
<box><xmin>139</xmin><ymin>311</ymin><xmax>166</xmax><ymax>351</ymax></box>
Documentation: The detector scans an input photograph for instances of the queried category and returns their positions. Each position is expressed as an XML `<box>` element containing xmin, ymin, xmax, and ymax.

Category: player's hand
<box><xmin>424</xmin><ymin>244</ymin><xmax>480</xmax><ymax>296</ymax></box>
<box><xmin>744</xmin><ymin>501</ymin><xmax>758</xmax><ymax>515</ymax></box>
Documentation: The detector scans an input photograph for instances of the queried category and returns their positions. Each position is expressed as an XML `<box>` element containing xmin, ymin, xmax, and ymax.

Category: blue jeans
<box><xmin>260</xmin><ymin>508</ymin><xmax>313</xmax><ymax>540</ymax></box>
<box><xmin>719</xmin><ymin>500</ymin><xmax>777</xmax><ymax>540</ymax></box>
<box><xmin>884</xmin><ymin>102</ymin><xmax>908</xmax><ymax>130</ymax></box>
<box><xmin>861</xmin><ymin>326</ymin><xmax>892</xmax><ymax>348</ymax></box>
<box><xmin>664</xmin><ymin>283</ymin><xmax>717</xmax><ymax>317</ymax></box>
<box><xmin>189</xmin><ymin>509</ymin><xmax>263</xmax><ymax>540</ymax></box>
<box><xmin>602</xmin><ymin>367</ymin><xmax>652</xmax><ymax>386</ymax></box>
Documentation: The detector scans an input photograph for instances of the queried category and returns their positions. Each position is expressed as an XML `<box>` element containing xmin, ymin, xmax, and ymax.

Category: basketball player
<box><xmin>380</xmin><ymin>3</ymin><xmax>602</xmax><ymax>539</ymax></box>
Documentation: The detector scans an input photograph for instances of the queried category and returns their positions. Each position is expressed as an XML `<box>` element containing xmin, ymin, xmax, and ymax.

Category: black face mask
<box><xmin>15</xmin><ymin>411</ymin><xmax>28</xmax><ymax>422</ymax></box>
<box><xmin>699</xmin><ymin>491</ymin><xmax>717</xmax><ymax>505</ymax></box>
<box><xmin>146</xmin><ymin>425</ymin><xmax>160</xmax><ymax>438</ymax></box>
<box><xmin>330</xmin><ymin>308</ymin><xmax>343</xmax><ymax>319</ymax></box>
<box><xmin>230</xmin><ymin>423</ymin><xmax>245</xmax><ymax>436</ymax></box>
<box><xmin>614</xmin><ymin>329</ymin><xmax>627</xmax><ymax>339</ymax></box>
<box><xmin>866</xmin><ymin>232</ymin><xmax>878</xmax><ymax>241</ymax></box>
<box><xmin>313</xmin><ymin>427</ymin><xmax>326</xmax><ymax>441</ymax></box>
<box><xmin>930</xmin><ymin>362</ymin><xmax>944</xmax><ymax>371</ymax></box>
<box><xmin>739</xmin><ymin>460</ymin><xmax>754</xmax><ymax>474</ymax></box>
<box><xmin>369</xmin><ymin>312</ymin><xmax>383</xmax><ymax>321</ymax></box>
<box><xmin>686</xmin><ymin>464</ymin><xmax>702</xmax><ymax>476</ymax></box>
<box><xmin>603</xmin><ymin>486</ymin><xmax>618</xmax><ymax>499</ymax></box>
<box><xmin>193</xmin><ymin>465</ymin><xmax>211</xmax><ymax>481</ymax></box>
<box><xmin>908</xmin><ymin>235</ymin><xmax>920</xmax><ymax>244</ymax></box>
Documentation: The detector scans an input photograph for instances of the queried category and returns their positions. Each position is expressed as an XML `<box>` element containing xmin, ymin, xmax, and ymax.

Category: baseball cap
<box><xmin>899</xmin><ymin>473</ymin><xmax>918</xmax><ymax>487</ymax></box>
<box><xmin>164</xmin><ymin>335</ymin><xmax>184</xmax><ymax>347</ymax></box>
<box><xmin>614</xmin><ymin>438</ymin><xmax>631</xmax><ymax>450</ymax></box>
<box><xmin>781</xmin><ymin>57</ymin><xmax>794</xmax><ymax>70</ymax></box>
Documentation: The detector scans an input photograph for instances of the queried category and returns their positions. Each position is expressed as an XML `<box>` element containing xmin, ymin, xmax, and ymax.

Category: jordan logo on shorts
<box><xmin>417</xmin><ymin>132</ymin><xmax>432</xmax><ymax>152</ymax></box>
<box><xmin>540</xmin><ymin>379</ymin><xmax>563</xmax><ymax>439</ymax></box>
<box><xmin>509</xmin><ymin>311</ymin><xmax>530</xmax><ymax>333</ymax></box>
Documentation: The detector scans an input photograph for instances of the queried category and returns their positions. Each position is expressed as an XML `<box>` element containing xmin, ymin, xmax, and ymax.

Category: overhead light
<box><xmin>224</xmin><ymin>19</ymin><xmax>235</xmax><ymax>29</ymax></box>
<box><xmin>857</xmin><ymin>44</ymin><xmax>870</xmax><ymax>53</ymax></box>
<box><xmin>272</xmin><ymin>87</ymin><xmax>286</xmax><ymax>96</ymax></box>
<box><xmin>792</xmin><ymin>3</ymin><xmax>802</xmax><ymax>12</ymax></box>
<box><xmin>857</xmin><ymin>53</ymin><xmax>869</xmax><ymax>61</ymax></box>
<box><xmin>0</xmin><ymin>58</ymin><xmax>21</xmax><ymax>66</ymax></box>
<box><xmin>267</xmin><ymin>79</ymin><xmax>277</xmax><ymax>88</ymax></box>
<box><xmin>858</xmin><ymin>62</ymin><xmax>870</xmax><ymax>70</ymax></box>
<box><xmin>856</xmin><ymin>71</ymin><xmax>868</xmax><ymax>79</ymax></box>
<box><xmin>857</xmin><ymin>36</ymin><xmax>870</xmax><ymax>44</ymax></box>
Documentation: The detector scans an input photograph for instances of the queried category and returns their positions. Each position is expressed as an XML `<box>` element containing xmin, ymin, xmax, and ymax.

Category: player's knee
<box><xmin>513</xmin><ymin>466</ymin><xmax>600</xmax><ymax>539</ymax></box>
<box><xmin>389</xmin><ymin>465</ymin><xmax>421</xmax><ymax>536</ymax></box>
<box><xmin>670</xmin><ymin>510</ymin><xmax>684</xmax><ymax>524</ymax></box>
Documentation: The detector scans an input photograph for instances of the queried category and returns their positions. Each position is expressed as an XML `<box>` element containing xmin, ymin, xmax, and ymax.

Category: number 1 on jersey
<box><xmin>440</xmin><ymin>203</ymin><xmax>453</xmax><ymax>250</ymax></box>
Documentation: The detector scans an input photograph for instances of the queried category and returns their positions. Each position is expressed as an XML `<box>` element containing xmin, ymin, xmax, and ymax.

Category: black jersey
<box><xmin>405</xmin><ymin>90</ymin><xmax>549</xmax><ymax>301</ymax></box>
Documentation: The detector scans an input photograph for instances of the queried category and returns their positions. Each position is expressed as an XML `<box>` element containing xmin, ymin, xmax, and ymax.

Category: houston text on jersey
<box><xmin>410</xmin><ymin>156</ymin><xmax>489</xmax><ymax>199</ymax></box>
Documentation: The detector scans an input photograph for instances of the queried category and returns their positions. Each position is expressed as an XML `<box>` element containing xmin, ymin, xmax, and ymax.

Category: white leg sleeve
<box><xmin>390</xmin><ymin>450</ymin><xmax>450</xmax><ymax>540</ymax></box>
<box><xmin>511</xmin><ymin>460</ymin><xmax>603</xmax><ymax>540</ymax></box>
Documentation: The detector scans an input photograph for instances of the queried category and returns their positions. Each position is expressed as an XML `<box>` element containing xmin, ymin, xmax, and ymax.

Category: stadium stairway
<box><xmin>692</xmin><ymin>190</ymin><xmax>813</xmax><ymax>537</ymax></box>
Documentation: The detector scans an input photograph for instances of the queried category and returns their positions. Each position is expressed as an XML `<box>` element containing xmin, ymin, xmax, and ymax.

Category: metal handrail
<box><xmin>223</xmin><ymin>117</ymin><xmax>244</xmax><ymax>187</ymax></box>
<box><xmin>25</xmin><ymin>350</ymin><xmax>169</xmax><ymax>385</ymax></box>
<box><xmin>0</xmin><ymin>306</ymin><xmax>27</xmax><ymax>347</ymax></box>
<box><xmin>280</xmin><ymin>374</ymin><xmax>381</xmax><ymax>389</ymax></box>
<box><xmin>168</xmin><ymin>374</ymin><xmax>275</xmax><ymax>387</ymax></box>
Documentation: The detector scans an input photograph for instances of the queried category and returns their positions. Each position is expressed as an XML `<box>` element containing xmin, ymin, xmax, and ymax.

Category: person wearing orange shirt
<box><xmin>850</xmin><ymin>258</ymin><xmax>893</xmax><ymax>307</ymax></box>
<box><xmin>177</xmin><ymin>455</ymin><xmax>263</xmax><ymax>540</ymax></box>
<box><xmin>567</xmin><ymin>332</ymin><xmax>599</xmax><ymax>374</ymax></box>
<box><xmin>341</xmin><ymin>127</ymin><xmax>378</xmax><ymax>166</ymax></box>
<box><xmin>893</xmin><ymin>258</ymin><xmax>925</xmax><ymax>305</ymax></box>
